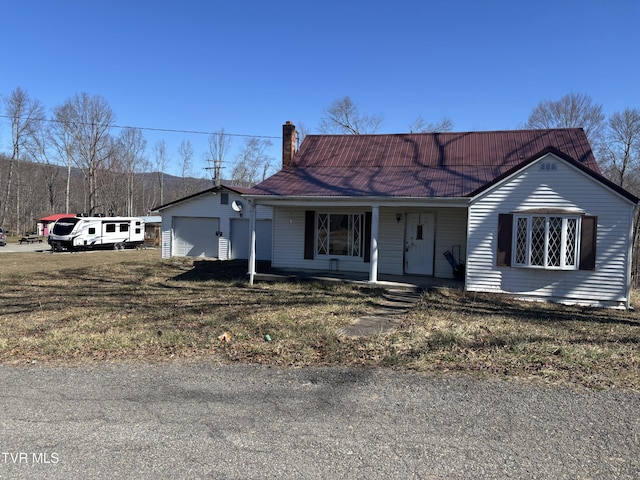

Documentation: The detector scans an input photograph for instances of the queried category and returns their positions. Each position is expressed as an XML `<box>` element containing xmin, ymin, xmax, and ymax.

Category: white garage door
<box><xmin>230</xmin><ymin>219</ymin><xmax>272</xmax><ymax>260</ymax></box>
<box><xmin>173</xmin><ymin>217</ymin><xmax>219</xmax><ymax>258</ymax></box>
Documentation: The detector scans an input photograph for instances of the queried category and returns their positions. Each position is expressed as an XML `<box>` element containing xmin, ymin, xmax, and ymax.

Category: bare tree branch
<box><xmin>408</xmin><ymin>115</ymin><xmax>454</xmax><ymax>133</ymax></box>
<box><xmin>524</xmin><ymin>92</ymin><xmax>605</xmax><ymax>146</ymax></box>
<box><xmin>319</xmin><ymin>96</ymin><xmax>383</xmax><ymax>135</ymax></box>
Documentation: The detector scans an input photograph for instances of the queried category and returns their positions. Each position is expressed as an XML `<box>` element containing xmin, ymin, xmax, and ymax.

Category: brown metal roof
<box><xmin>247</xmin><ymin>129</ymin><xmax>599</xmax><ymax>198</ymax></box>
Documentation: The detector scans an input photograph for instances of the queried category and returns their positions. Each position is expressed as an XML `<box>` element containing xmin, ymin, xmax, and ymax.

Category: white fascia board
<box><xmin>243</xmin><ymin>195</ymin><xmax>469</xmax><ymax>208</ymax></box>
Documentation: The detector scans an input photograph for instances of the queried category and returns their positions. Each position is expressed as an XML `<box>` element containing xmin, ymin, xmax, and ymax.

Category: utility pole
<box><xmin>204</xmin><ymin>158</ymin><xmax>222</xmax><ymax>187</ymax></box>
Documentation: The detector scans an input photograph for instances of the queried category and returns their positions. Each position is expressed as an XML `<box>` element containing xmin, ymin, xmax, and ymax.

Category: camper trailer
<box><xmin>48</xmin><ymin>215</ymin><xmax>145</xmax><ymax>251</ymax></box>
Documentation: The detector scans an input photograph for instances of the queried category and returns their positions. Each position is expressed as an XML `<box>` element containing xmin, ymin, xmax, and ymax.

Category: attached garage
<box><xmin>154</xmin><ymin>185</ymin><xmax>273</xmax><ymax>261</ymax></box>
<box><xmin>173</xmin><ymin>216</ymin><xmax>219</xmax><ymax>258</ymax></box>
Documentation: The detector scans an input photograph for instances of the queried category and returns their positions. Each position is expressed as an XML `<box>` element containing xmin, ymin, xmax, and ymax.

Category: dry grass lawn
<box><xmin>1</xmin><ymin>249</ymin><xmax>638</xmax><ymax>391</ymax></box>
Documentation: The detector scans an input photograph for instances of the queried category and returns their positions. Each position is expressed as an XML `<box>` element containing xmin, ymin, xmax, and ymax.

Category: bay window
<box><xmin>514</xmin><ymin>215</ymin><xmax>579</xmax><ymax>269</ymax></box>
<box><xmin>497</xmin><ymin>213</ymin><xmax>597</xmax><ymax>271</ymax></box>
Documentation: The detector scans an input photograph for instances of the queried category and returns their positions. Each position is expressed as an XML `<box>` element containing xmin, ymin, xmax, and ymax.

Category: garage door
<box><xmin>230</xmin><ymin>219</ymin><xmax>272</xmax><ymax>260</ymax></box>
<box><xmin>173</xmin><ymin>217</ymin><xmax>219</xmax><ymax>258</ymax></box>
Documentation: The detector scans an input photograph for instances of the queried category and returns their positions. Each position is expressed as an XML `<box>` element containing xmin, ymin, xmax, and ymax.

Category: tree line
<box><xmin>0</xmin><ymin>88</ymin><xmax>275</xmax><ymax>234</ymax></box>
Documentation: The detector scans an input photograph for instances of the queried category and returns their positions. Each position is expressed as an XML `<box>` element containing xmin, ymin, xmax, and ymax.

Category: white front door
<box><xmin>404</xmin><ymin>213</ymin><xmax>435</xmax><ymax>275</ymax></box>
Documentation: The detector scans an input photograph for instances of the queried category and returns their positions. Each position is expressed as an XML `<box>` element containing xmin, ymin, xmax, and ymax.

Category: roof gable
<box><xmin>153</xmin><ymin>184</ymin><xmax>250</xmax><ymax>211</ymax></box>
<box><xmin>247</xmin><ymin>129</ymin><xmax>601</xmax><ymax>198</ymax></box>
<box><xmin>470</xmin><ymin>146</ymin><xmax>639</xmax><ymax>204</ymax></box>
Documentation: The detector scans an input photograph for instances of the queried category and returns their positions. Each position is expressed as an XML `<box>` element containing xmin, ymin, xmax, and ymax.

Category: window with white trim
<box><xmin>317</xmin><ymin>213</ymin><xmax>363</xmax><ymax>256</ymax></box>
<box><xmin>513</xmin><ymin>214</ymin><xmax>580</xmax><ymax>269</ymax></box>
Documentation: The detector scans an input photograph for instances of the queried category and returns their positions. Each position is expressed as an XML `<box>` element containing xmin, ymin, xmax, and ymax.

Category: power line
<box><xmin>0</xmin><ymin>114</ymin><xmax>280</xmax><ymax>140</ymax></box>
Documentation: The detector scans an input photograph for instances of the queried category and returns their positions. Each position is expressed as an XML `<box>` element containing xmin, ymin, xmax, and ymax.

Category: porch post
<box><xmin>369</xmin><ymin>205</ymin><xmax>379</xmax><ymax>283</ymax></box>
<box><xmin>248</xmin><ymin>200</ymin><xmax>257</xmax><ymax>285</ymax></box>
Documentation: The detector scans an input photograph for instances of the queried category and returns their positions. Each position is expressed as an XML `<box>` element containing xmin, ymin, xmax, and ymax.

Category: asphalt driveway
<box><xmin>1</xmin><ymin>363</ymin><xmax>638</xmax><ymax>479</ymax></box>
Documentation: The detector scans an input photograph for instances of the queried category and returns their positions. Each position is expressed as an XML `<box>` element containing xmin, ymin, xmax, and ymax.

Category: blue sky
<box><xmin>0</xmin><ymin>0</ymin><xmax>638</xmax><ymax>177</ymax></box>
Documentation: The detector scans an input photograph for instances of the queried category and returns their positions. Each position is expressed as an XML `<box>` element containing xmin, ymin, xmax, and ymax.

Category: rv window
<box><xmin>106</xmin><ymin>224</ymin><xmax>116</xmax><ymax>233</ymax></box>
<box><xmin>120</xmin><ymin>224</ymin><xmax>129</xmax><ymax>233</ymax></box>
<box><xmin>89</xmin><ymin>227</ymin><xmax>96</xmax><ymax>235</ymax></box>
<box><xmin>136</xmin><ymin>228</ymin><xmax>141</xmax><ymax>234</ymax></box>
<box><xmin>52</xmin><ymin>218</ymin><xmax>79</xmax><ymax>235</ymax></box>
<box><xmin>136</xmin><ymin>221</ymin><xmax>141</xmax><ymax>226</ymax></box>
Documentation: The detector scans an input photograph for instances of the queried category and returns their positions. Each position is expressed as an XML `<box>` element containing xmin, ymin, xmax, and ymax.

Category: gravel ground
<box><xmin>0</xmin><ymin>242</ymin><xmax>50</xmax><ymax>253</ymax></box>
<box><xmin>1</xmin><ymin>363</ymin><xmax>638</xmax><ymax>479</ymax></box>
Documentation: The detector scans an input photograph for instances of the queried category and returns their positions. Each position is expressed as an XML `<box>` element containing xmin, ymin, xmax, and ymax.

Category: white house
<box><xmin>154</xmin><ymin>185</ymin><xmax>272</xmax><ymax>261</ymax></box>
<box><xmin>243</xmin><ymin>122</ymin><xmax>638</xmax><ymax>308</ymax></box>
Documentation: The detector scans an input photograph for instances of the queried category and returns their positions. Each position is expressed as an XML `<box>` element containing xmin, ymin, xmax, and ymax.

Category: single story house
<box><xmin>243</xmin><ymin>122</ymin><xmax>639</xmax><ymax>308</ymax></box>
<box><xmin>38</xmin><ymin>213</ymin><xmax>73</xmax><ymax>236</ymax></box>
<box><xmin>153</xmin><ymin>184</ymin><xmax>272</xmax><ymax>260</ymax></box>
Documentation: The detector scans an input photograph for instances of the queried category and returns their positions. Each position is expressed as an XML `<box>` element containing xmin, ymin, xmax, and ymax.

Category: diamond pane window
<box><xmin>548</xmin><ymin>217</ymin><xmax>562</xmax><ymax>266</ymax></box>
<box><xmin>513</xmin><ymin>214</ymin><xmax>580</xmax><ymax>269</ymax></box>
<box><xmin>530</xmin><ymin>217</ymin><xmax>546</xmax><ymax>266</ymax></box>
<box><xmin>565</xmin><ymin>218</ymin><xmax>577</xmax><ymax>266</ymax></box>
<box><xmin>515</xmin><ymin>217</ymin><xmax>528</xmax><ymax>264</ymax></box>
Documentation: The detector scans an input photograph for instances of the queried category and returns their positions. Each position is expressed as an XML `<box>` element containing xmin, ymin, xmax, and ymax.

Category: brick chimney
<box><xmin>282</xmin><ymin>121</ymin><xmax>296</xmax><ymax>167</ymax></box>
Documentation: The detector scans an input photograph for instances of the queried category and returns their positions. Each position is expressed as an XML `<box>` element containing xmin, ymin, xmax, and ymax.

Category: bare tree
<box><xmin>117</xmin><ymin>127</ymin><xmax>147</xmax><ymax>215</ymax></box>
<box><xmin>319</xmin><ymin>96</ymin><xmax>383</xmax><ymax>135</ymax></box>
<box><xmin>153</xmin><ymin>139</ymin><xmax>168</xmax><ymax>205</ymax></box>
<box><xmin>177</xmin><ymin>139</ymin><xmax>194</xmax><ymax>196</ymax></box>
<box><xmin>599</xmin><ymin>108</ymin><xmax>640</xmax><ymax>192</ymax></box>
<box><xmin>295</xmin><ymin>121</ymin><xmax>310</xmax><ymax>147</ymax></box>
<box><xmin>231</xmin><ymin>137</ymin><xmax>274</xmax><ymax>185</ymax></box>
<box><xmin>101</xmin><ymin>151</ymin><xmax>127</xmax><ymax>215</ymax></box>
<box><xmin>51</xmin><ymin>101</ymin><xmax>78</xmax><ymax>213</ymax></box>
<box><xmin>206</xmin><ymin>129</ymin><xmax>231</xmax><ymax>186</ymax></box>
<box><xmin>408</xmin><ymin>115</ymin><xmax>454</xmax><ymax>133</ymax></box>
<box><xmin>26</xmin><ymin>117</ymin><xmax>60</xmax><ymax>212</ymax></box>
<box><xmin>54</xmin><ymin>93</ymin><xmax>115</xmax><ymax>214</ymax></box>
<box><xmin>1</xmin><ymin>87</ymin><xmax>45</xmax><ymax>227</ymax></box>
<box><xmin>524</xmin><ymin>92</ymin><xmax>605</xmax><ymax>146</ymax></box>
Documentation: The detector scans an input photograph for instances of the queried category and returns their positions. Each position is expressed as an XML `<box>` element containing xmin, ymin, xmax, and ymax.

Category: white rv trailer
<box><xmin>48</xmin><ymin>215</ymin><xmax>145</xmax><ymax>251</ymax></box>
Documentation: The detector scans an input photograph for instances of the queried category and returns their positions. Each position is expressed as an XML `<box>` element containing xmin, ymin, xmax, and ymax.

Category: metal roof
<box><xmin>247</xmin><ymin>129</ymin><xmax>599</xmax><ymax>198</ymax></box>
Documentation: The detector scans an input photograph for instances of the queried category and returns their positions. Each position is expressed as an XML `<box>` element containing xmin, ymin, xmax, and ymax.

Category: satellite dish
<box><xmin>231</xmin><ymin>200</ymin><xmax>243</xmax><ymax>213</ymax></box>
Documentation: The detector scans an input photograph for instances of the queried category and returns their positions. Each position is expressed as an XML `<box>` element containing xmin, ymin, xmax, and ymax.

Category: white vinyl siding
<box><xmin>270</xmin><ymin>206</ymin><xmax>466</xmax><ymax>278</ymax></box>
<box><xmin>376</xmin><ymin>209</ymin><xmax>405</xmax><ymax>275</ymax></box>
<box><xmin>230</xmin><ymin>218</ymin><xmax>272</xmax><ymax>260</ymax></box>
<box><xmin>467</xmin><ymin>154</ymin><xmax>634</xmax><ymax>307</ymax></box>
<box><xmin>433</xmin><ymin>208</ymin><xmax>468</xmax><ymax>279</ymax></box>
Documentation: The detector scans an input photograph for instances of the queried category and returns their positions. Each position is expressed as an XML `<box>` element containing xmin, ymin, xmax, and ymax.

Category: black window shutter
<box><xmin>304</xmin><ymin>211</ymin><xmax>315</xmax><ymax>260</ymax></box>
<box><xmin>363</xmin><ymin>212</ymin><xmax>372</xmax><ymax>263</ymax></box>
<box><xmin>579</xmin><ymin>216</ymin><xmax>597</xmax><ymax>270</ymax></box>
<box><xmin>497</xmin><ymin>214</ymin><xmax>513</xmax><ymax>266</ymax></box>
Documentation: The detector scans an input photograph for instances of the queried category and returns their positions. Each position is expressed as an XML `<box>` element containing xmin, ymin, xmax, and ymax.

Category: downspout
<box><xmin>626</xmin><ymin>205</ymin><xmax>638</xmax><ymax>309</ymax></box>
<box><xmin>464</xmin><ymin>201</ymin><xmax>471</xmax><ymax>292</ymax></box>
<box><xmin>248</xmin><ymin>199</ymin><xmax>257</xmax><ymax>285</ymax></box>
